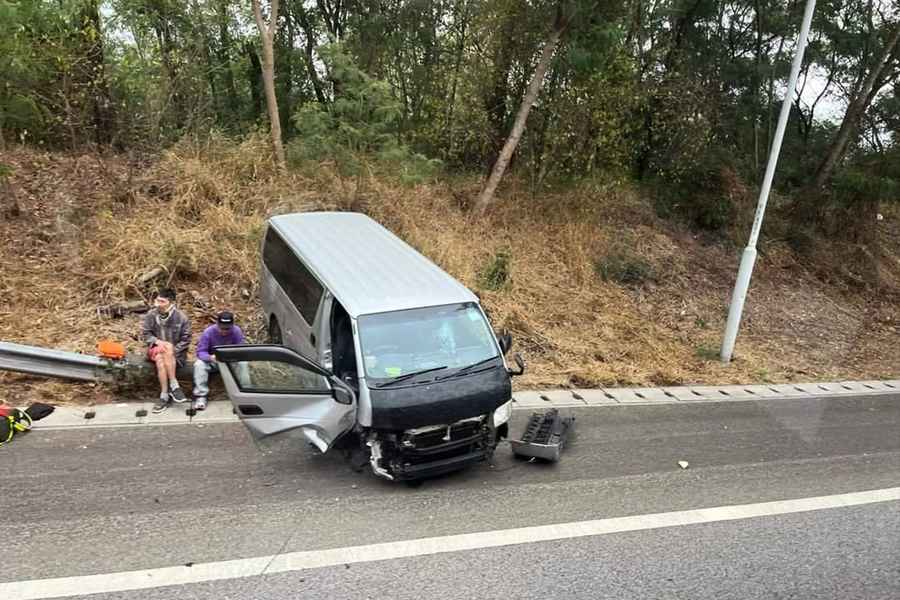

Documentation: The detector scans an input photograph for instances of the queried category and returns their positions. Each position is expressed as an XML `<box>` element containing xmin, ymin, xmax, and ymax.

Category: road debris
<box><xmin>510</xmin><ymin>409</ymin><xmax>575</xmax><ymax>462</ymax></box>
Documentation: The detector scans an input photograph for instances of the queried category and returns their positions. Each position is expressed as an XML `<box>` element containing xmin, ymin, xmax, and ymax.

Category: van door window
<box><xmin>228</xmin><ymin>360</ymin><xmax>330</xmax><ymax>394</ymax></box>
<box><xmin>263</xmin><ymin>228</ymin><xmax>324</xmax><ymax>323</ymax></box>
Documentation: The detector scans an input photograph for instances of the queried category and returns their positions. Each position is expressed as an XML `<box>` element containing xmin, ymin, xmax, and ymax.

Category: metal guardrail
<box><xmin>0</xmin><ymin>341</ymin><xmax>195</xmax><ymax>384</ymax></box>
<box><xmin>0</xmin><ymin>342</ymin><xmax>114</xmax><ymax>382</ymax></box>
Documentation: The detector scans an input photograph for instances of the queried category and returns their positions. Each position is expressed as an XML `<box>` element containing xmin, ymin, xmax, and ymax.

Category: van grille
<box><xmin>405</xmin><ymin>420</ymin><xmax>483</xmax><ymax>449</ymax></box>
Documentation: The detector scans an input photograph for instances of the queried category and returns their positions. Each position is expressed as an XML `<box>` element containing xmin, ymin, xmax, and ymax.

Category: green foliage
<box><xmin>652</xmin><ymin>148</ymin><xmax>740</xmax><ymax>233</ymax></box>
<box><xmin>594</xmin><ymin>250</ymin><xmax>654</xmax><ymax>286</ymax></box>
<box><xmin>478</xmin><ymin>249</ymin><xmax>511</xmax><ymax>291</ymax></box>
<box><xmin>755</xmin><ymin>368</ymin><xmax>772</xmax><ymax>383</ymax></box>
<box><xmin>0</xmin><ymin>0</ymin><xmax>64</xmax><ymax>142</ymax></box>
<box><xmin>289</xmin><ymin>44</ymin><xmax>441</xmax><ymax>184</ymax></box>
<box><xmin>695</xmin><ymin>345</ymin><xmax>719</xmax><ymax>361</ymax></box>
<box><xmin>0</xmin><ymin>0</ymin><xmax>896</xmax><ymax>246</ymax></box>
<box><xmin>528</xmin><ymin>43</ymin><xmax>641</xmax><ymax>183</ymax></box>
<box><xmin>832</xmin><ymin>168</ymin><xmax>899</xmax><ymax>208</ymax></box>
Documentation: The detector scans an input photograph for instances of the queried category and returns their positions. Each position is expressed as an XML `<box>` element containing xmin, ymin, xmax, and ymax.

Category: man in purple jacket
<box><xmin>192</xmin><ymin>311</ymin><xmax>245</xmax><ymax>410</ymax></box>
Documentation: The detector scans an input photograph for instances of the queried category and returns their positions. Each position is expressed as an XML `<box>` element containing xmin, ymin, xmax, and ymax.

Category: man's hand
<box><xmin>210</xmin><ymin>354</ymin><xmax>217</xmax><ymax>363</ymax></box>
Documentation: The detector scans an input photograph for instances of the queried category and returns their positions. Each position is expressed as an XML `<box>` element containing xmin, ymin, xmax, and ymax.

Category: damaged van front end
<box><xmin>366</xmin><ymin>415</ymin><xmax>498</xmax><ymax>481</ymax></box>
<box><xmin>353</xmin><ymin>302</ymin><xmax>519</xmax><ymax>480</ymax></box>
<box><xmin>362</xmin><ymin>369</ymin><xmax>515</xmax><ymax>480</ymax></box>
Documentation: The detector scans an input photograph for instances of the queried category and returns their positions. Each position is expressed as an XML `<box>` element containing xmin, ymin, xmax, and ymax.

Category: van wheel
<box><xmin>268</xmin><ymin>317</ymin><xmax>283</xmax><ymax>344</ymax></box>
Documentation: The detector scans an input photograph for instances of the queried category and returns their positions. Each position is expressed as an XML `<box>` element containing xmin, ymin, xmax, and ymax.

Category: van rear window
<box><xmin>263</xmin><ymin>227</ymin><xmax>324</xmax><ymax>324</ymax></box>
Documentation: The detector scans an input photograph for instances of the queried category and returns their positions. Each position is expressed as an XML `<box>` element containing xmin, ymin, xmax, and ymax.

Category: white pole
<box><xmin>721</xmin><ymin>0</ymin><xmax>817</xmax><ymax>363</ymax></box>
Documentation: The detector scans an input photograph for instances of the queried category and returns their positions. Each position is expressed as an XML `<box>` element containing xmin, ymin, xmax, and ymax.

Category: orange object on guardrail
<box><xmin>96</xmin><ymin>340</ymin><xmax>126</xmax><ymax>360</ymax></box>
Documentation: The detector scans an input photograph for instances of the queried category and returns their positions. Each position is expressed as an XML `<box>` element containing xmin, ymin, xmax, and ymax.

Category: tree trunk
<box><xmin>252</xmin><ymin>0</ymin><xmax>286</xmax><ymax>170</ymax></box>
<box><xmin>474</xmin><ymin>20</ymin><xmax>566</xmax><ymax>215</ymax></box>
<box><xmin>80</xmin><ymin>0</ymin><xmax>115</xmax><ymax>146</ymax></box>
<box><xmin>810</xmin><ymin>22</ymin><xmax>900</xmax><ymax>191</ymax></box>
<box><xmin>153</xmin><ymin>7</ymin><xmax>183</xmax><ymax>130</ymax></box>
<box><xmin>191</xmin><ymin>0</ymin><xmax>218</xmax><ymax>126</ymax></box>
<box><xmin>217</xmin><ymin>0</ymin><xmax>240</xmax><ymax>121</ymax></box>
<box><xmin>276</xmin><ymin>1</ymin><xmax>294</xmax><ymax>139</ymax></box>
<box><xmin>446</xmin><ymin>0</ymin><xmax>472</xmax><ymax>157</ymax></box>
<box><xmin>296</xmin><ymin>3</ymin><xmax>327</xmax><ymax>104</ymax></box>
<box><xmin>244</xmin><ymin>41</ymin><xmax>264</xmax><ymax>120</ymax></box>
<box><xmin>483</xmin><ymin>14</ymin><xmax>518</xmax><ymax>171</ymax></box>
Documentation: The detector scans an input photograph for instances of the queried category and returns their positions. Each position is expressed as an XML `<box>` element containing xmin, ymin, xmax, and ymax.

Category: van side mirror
<box><xmin>333</xmin><ymin>386</ymin><xmax>354</xmax><ymax>405</ymax></box>
<box><xmin>498</xmin><ymin>331</ymin><xmax>513</xmax><ymax>355</ymax></box>
<box><xmin>507</xmin><ymin>353</ymin><xmax>525</xmax><ymax>377</ymax></box>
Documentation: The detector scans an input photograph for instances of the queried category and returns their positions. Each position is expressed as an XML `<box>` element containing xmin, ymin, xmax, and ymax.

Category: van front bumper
<box><xmin>391</xmin><ymin>449</ymin><xmax>487</xmax><ymax>480</ymax></box>
<box><xmin>370</xmin><ymin>416</ymin><xmax>498</xmax><ymax>480</ymax></box>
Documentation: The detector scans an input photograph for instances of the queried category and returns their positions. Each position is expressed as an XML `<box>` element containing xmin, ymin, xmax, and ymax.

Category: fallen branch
<box><xmin>136</xmin><ymin>267</ymin><xmax>165</xmax><ymax>284</ymax></box>
<box><xmin>97</xmin><ymin>300</ymin><xmax>149</xmax><ymax>319</ymax></box>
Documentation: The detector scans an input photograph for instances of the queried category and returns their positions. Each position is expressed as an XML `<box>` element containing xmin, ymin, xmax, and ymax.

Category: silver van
<box><xmin>216</xmin><ymin>212</ymin><xmax>524</xmax><ymax>481</ymax></box>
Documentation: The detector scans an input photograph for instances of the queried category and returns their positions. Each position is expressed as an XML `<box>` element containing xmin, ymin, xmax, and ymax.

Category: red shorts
<box><xmin>147</xmin><ymin>345</ymin><xmax>163</xmax><ymax>361</ymax></box>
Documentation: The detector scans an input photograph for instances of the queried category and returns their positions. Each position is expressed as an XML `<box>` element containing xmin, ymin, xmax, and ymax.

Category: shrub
<box><xmin>479</xmin><ymin>250</ymin><xmax>511</xmax><ymax>291</ymax></box>
<box><xmin>694</xmin><ymin>345</ymin><xmax>719</xmax><ymax>361</ymax></box>
<box><xmin>594</xmin><ymin>251</ymin><xmax>654</xmax><ymax>286</ymax></box>
<box><xmin>651</xmin><ymin>148</ymin><xmax>741</xmax><ymax>233</ymax></box>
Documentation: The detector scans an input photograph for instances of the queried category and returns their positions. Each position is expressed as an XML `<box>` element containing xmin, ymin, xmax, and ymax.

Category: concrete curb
<box><xmin>30</xmin><ymin>401</ymin><xmax>239</xmax><ymax>431</ymax></box>
<box><xmin>511</xmin><ymin>380</ymin><xmax>900</xmax><ymax>410</ymax></box>
<box><xmin>24</xmin><ymin>379</ymin><xmax>900</xmax><ymax>431</ymax></box>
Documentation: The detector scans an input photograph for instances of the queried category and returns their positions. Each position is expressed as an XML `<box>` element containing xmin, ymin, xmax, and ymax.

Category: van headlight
<box><xmin>493</xmin><ymin>400</ymin><xmax>512</xmax><ymax>427</ymax></box>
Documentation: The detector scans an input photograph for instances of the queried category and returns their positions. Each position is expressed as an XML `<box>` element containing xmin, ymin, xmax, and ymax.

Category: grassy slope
<box><xmin>1</xmin><ymin>139</ymin><xmax>898</xmax><ymax>405</ymax></box>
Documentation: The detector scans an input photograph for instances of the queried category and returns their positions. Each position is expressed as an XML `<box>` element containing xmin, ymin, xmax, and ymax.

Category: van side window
<box><xmin>263</xmin><ymin>228</ymin><xmax>324</xmax><ymax>324</ymax></box>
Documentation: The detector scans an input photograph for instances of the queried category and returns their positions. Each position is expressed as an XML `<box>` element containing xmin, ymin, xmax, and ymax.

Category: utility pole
<box><xmin>720</xmin><ymin>0</ymin><xmax>817</xmax><ymax>363</ymax></box>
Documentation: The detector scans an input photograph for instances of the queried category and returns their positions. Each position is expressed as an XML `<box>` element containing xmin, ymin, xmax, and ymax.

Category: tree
<box><xmin>294</xmin><ymin>1</ymin><xmax>327</xmax><ymax>104</ymax></box>
<box><xmin>76</xmin><ymin>0</ymin><xmax>115</xmax><ymax>146</ymax></box>
<box><xmin>290</xmin><ymin>44</ymin><xmax>440</xmax><ymax>183</ymax></box>
<box><xmin>809</xmin><ymin>20</ymin><xmax>900</xmax><ymax>191</ymax></box>
<box><xmin>252</xmin><ymin>0</ymin><xmax>286</xmax><ymax>169</ymax></box>
<box><xmin>474</xmin><ymin>3</ymin><xmax>570</xmax><ymax>214</ymax></box>
<box><xmin>215</xmin><ymin>0</ymin><xmax>240</xmax><ymax>121</ymax></box>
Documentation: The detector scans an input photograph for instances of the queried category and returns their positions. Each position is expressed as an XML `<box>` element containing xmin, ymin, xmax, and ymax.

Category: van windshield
<box><xmin>358</xmin><ymin>303</ymin><xmax>499</xmax><ymax>381</ymax></box>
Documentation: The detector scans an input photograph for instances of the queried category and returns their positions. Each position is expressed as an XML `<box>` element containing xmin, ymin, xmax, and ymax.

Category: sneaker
<box><xmin>169</xmin><ymin>387</ymin><xmax>188</xmax><ymax>403</ymax></box>
<box><xmin>152</xmin><ymin>397</ymin><xmax>171</xmax><ymax>413</ymax></box>
<box><xmin>192</xmin><ymin>397</ymin><xmax>207</xmax><ymax>411</ymax></box>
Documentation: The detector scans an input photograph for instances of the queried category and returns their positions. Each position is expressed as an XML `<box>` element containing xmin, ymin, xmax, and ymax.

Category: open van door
<box><xmin>215</xmin><ymin>345</ymin><xmax>356</xmax><ymax>452</ymax></box>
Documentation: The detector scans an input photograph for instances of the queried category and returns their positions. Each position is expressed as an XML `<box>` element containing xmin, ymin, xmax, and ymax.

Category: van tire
<box><xmin>268</xmin><ymin>317</ymin><xmax>283</xmax><ymax>344</ymax></box>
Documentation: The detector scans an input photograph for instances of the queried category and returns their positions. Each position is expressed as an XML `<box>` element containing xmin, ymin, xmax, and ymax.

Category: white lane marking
<box><xmin>4</xmin><ymin>487</ymin><xmax>899</xmax><ymax>600</ymax></box>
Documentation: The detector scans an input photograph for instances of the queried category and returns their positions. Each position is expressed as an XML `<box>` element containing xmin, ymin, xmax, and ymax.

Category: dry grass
<box><xmin>1</xmin><ymin>138</ymin><xmax>898</xmax><ymax>406</ymax></box>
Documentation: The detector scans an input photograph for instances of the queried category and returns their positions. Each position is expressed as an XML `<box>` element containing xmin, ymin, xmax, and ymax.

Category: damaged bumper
<box><xmin>368</xmin><ymin>416</ymin><xmax>497</xmax><ymax>481</ymax></box>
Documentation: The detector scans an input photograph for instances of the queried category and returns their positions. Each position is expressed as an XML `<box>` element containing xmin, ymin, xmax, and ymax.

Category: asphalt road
<box><xmin>5</xmin><ymin>395</ymin><xmax>900</xmax><ymax>599</ymax></box>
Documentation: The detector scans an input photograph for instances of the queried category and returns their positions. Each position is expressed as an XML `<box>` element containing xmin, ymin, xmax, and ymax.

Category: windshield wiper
<box><xmin>436</xmin><ymin>356</ymin><xmax>499</xmax><ymax>381</ymax></box>
<box><xmin>373</xmin><ymin>366</ymin><xmax>448</xmax><ymax>388</ymax></box>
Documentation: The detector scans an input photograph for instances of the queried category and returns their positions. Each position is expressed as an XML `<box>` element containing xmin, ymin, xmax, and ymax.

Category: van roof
<box><xmin>269</xmin><ymin>212</ymin><xmax>478</xmax><ymax>318</ymax></box>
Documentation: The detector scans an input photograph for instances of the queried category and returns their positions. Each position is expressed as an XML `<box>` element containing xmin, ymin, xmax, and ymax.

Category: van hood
<box><xmin>368</xmin><ymin>366</ymin><xmax>511</xmax><ymax>430</ymax></box>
